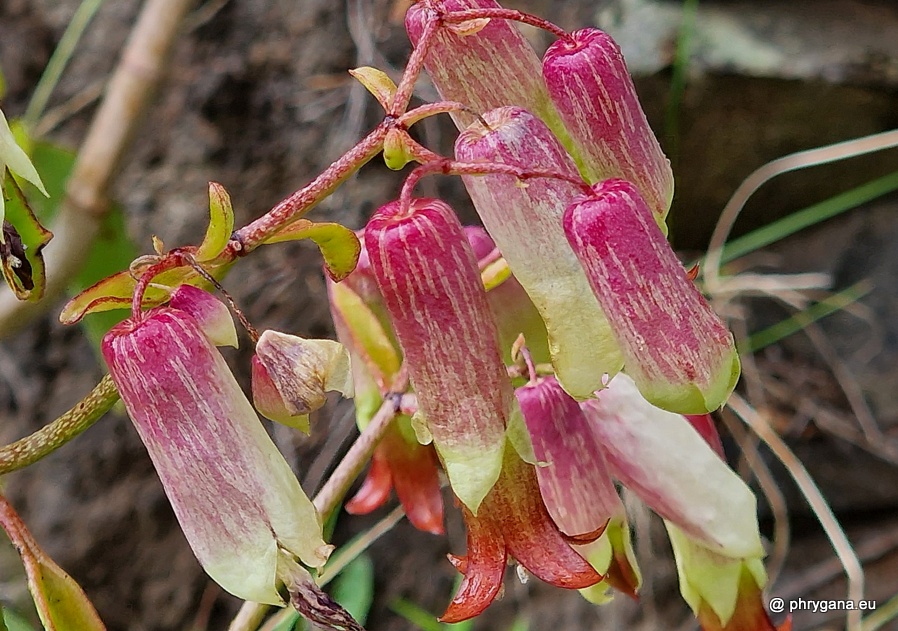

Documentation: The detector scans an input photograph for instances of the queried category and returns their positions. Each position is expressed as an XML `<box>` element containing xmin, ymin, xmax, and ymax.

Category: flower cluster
<box><xmin>71</xmin><ymin>1</ymin><xmax>782</xmax><ymax>629</ymax></box>
<box><xmin>325</xmin><ymin>0</ymin><xmax>772</xmax><ymax>627</ymax></box>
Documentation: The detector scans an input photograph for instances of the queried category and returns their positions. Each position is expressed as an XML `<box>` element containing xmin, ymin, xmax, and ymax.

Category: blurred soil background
<box><xmin>1</xmin><ymin>0</ymin><xmax>898</xmax><ymax>629</ymax></box>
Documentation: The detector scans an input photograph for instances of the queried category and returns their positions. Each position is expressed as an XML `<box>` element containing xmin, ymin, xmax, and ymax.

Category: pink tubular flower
<box><xmin>456</xmin><ymin>106</ymin><xmax>623</xmax><ymax>398</ymax></box>
<box><xmin>564</xmin><ymin>179</ymin><xmax>740</xmax><ymax>413</ymax></box>
<box><xmin>543</xmin><ymin>28</ymin><xmax>674</xmax><ymax>221</ymax></box>
<box><xmin>364</xmin><ymin>197</ymin><xmax>522</xmax><ymax>512</ymax></box>
<box><xmin>515</xmin><ymin>376</ymin><xmax>620</xmax><ymax>539</ymax></box>
<box><xmin>516</xmin><ymin>376</ymin><xmax>640</xmax><ymax>599</ymax></box>
<box><xmin>103</xmin><ymin>300</ymin><xmax>329</xmax><ymax>605</ymax></box>
<box><xmin>442</xmin><ymin>449</ymin><xmax>602</xmax><ymax>623</ymax></box>
<box><xmin>328</xmin><ymin>240</ymin><xmax>445</xmax><ymax>535</ymax></box>
<box><xmin>581</xmin><ymin>374</ymin><xmax>786</xmax><ymax>630</ymax></box>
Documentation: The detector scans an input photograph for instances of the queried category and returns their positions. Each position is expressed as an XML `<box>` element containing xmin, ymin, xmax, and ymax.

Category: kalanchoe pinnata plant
<box><xmin>364</xmin><ymin>197</ymin><xmax>528</xmax><ymax>512</ymax></box>
<box><xmin>565</xmin><ymin>179</ymin><xmax>740</xmax><ymax>413</ymax></box>
<box><xmin>456</xmin><ymin>106</ymin><xmax>623</xmax><ymax>398</ymax></box>
<box><xmin>543</xmin><ymin>28</ymin><xmax>675</xmax><ymax>221</ymax></box>
<box><xmin>15</xmin><ymin>0</ymin><xmax>786</xmax><ymax>628</ymax></box>
<box><xmin>582</xmin><ymin>374</ymin><xmax>784</xmax><ymax>630</ymax></box>
<box><xmin>102</xmin><ymin>290</ymin><xmax>331</xmax><ymax>605</ymax></box>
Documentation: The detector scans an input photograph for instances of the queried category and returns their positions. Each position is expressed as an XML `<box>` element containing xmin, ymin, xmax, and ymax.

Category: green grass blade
<box><xmin>24</xmin><ymin>0</ymin><xmax>106</xmax><ymax>129</ymax></box>
<box><xmin>720</xmin><ymin>171</ymin><xmax>898</xmax><ymax>265</ymax></box>
<box><xmin>330</xmin><ymin>554</ymin><xmax>375</xmax><ymax>625</ymax></box>
<box><xmin>390</xmin><ymin>599</ymin><xmax>444</xmax><ymax>631</ymax></box>
<box><xmin>741</xmin><ymin>280</ymin><xmax>872</xmax><ymax>353</ymax></box>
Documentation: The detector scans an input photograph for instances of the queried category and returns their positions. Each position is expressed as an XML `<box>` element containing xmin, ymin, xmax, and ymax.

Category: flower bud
<box><xmin>543</xmin><ymin>28</ymin><xmax>673</xmax><ymax>221</ymax></box>
<box><xmin>251</xmin><ymin>331</ymin><xmax>353</xmax><ymax>432</ymax></box>
<box><xmin>564</xmin><ymin>179</ymin><xmax>740</xmax><ymax>413</ymax></box>
<box><xmin>103</xmin><ymin>308</ymin><xmax>329</xmax><ymax>605</ymax></box>
<box><xmin>364</xmin><ymin>197</ymin><xmax>515</xmax><ymax>511</ymax></box>
<box><xmin>456</xmin><ymin>107</ymin><xmax>622</xmax><ymax>398</ymax></box>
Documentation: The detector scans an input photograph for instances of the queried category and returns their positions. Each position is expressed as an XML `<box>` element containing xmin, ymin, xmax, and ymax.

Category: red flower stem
<box><xmin>389</xmin><ymin>9</ymin><xmax>440</xmax><ymax>117</ymax></box>
<box><xmin>313</xmin><ymin>374</ymin><xmax>408</xmax><ymax>519</ymax></box>
<box><xmin>399</xmin><ymin>160</ymin><xmax>591</xmax><ymax>215</ymax></box>
<box><xmin>398</xmin><ymin>100</ymin><xmax>477</xmax><ymax>127</ymax></box>
<box><xmin>130</xmin><ymin>253</ymin><xmax>190</xmax><ymax>319</ymax></box>
<box><xmin>232</xmin><ymin>123</ymin><xmax>389</xmax><ymax>253</ymax></box>
<box><xmin>442</xmin><ymin>7</ymin><xmax>572</xmax><ymax>42</ymax></box>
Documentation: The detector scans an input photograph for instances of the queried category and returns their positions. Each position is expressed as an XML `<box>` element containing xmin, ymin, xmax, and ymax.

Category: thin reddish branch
<box><xmin>441</xmin><ymin>7</ymin><xmax>571</xmax><ymax>42</ymax></box>
<box><xmin>389</xmin><ymin>8</ymin><xmax>440</xmax><ymax>116</ymax></box>
<box><xmin>232</xmin><ymin>123</ymin><xmax>389</xmax><ymax>253</ymax></box>
<box><xmin>398</xmin><ymin>159</ymin><xmax>591</xmax><ymax>213</ymax></box>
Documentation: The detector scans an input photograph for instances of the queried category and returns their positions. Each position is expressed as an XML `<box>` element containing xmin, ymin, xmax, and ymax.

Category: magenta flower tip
<box><xmin>564</xmin><ymin>179</ymin><xmax>740</xmax><ymax>414</ymax></box>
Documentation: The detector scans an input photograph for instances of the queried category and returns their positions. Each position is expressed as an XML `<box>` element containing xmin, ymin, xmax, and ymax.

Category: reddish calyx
<box><xmin>441</xmin><ymin>450</ymin><xmax>602</xmax><ymax>622</ymax></box>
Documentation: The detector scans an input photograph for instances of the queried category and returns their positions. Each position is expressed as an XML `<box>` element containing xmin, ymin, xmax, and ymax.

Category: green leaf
<box><xmin>0</xmin><ymin>496</ymin><xmax>105</xmax><ymax>631</ymax></box>
<box><xmin>390</xmin><ymin>598</ymin><xmax>474</xmax><ymax>631</ymax></box>
<box><xmin>1</xmin><ymin>176</ymin><xmax>52</xmax><ymax>302</ymax></box>
<box><xmin>330</xmin><ymin>555</ymin><xmax>375</xmax><ymax>625</ymax></box>
<box><xmin>196</xmin><ymin>182</ymin><xmax>234</xmax><ymax>261</ymax></box>
<box><xmin>263</xmin><ymin>219</ymin><xmax>360</xmax><ymax>282</ymax></box>
<box><xmin>348</xmin><ymin>67</ymin><xmax>397</xmax><ymax>111</ymax></box>
<box><xmin>2</xmin><ymin>608</ymin><xmax>37</xmax><ymax>631</ymax></box>
<box><xmin>0</xmin><ymin>112</ymin><xmax>47</xmax><ymax>201</ymax></box>
<box><xmin>59</xmin><ymin>264</ymin><xmax>228</xmax><ymax>325</ymax></box>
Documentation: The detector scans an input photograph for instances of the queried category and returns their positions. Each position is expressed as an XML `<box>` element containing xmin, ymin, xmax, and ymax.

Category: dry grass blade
<box><xmin>704</xmin><ymin>129</ymin><xmax>898</xmax><ymax>294</ymax></box>
<box><xmin>727</xmin><ymin>392</ymin><xmax>864</xmax><ymax>631</ymax></box>
<box><xmin>720</xmin><ymin>409</ymin><xmax>791</xmax><ymax>587</ymax></box>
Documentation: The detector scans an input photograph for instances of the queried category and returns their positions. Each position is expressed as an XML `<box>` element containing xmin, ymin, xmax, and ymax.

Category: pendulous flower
<box><xmin>364</xmin><ymin>197</ymin><xmax>526</xmax><ymax>512</ymax></box>
<box><xmin>328</xmin><ymin>239</ymin><xmax>445</xmax><ymax>535</ymax></box>
<box><xmin>515</xmin><ymin>375</ymin><xmax>640</xmax><ymax>599</ymax></box>
<box><xmin>581</xmin><ymin>374</ymin><xmax>785</xmax><ymax>630</ymax></box>
<box><xmin>543</xmin><ymin>28</ymin><xmax>674</xmax><ymax>221</ymax></box>
<box><xmin>103</xmin><ymin>300</ymin><xmax>330</xmax><ymax>605</ymax></box>
<box><xmin>456</xmin><ymin>106</ymin><xmax>622</xmax><ymax>398</ymax></box>
<box><xmin>405</xmin><ymin>0</ymin><xmax>567</xmax><ymax>135</ymax></box>
<box><xmin>442</xmin><ymin>449</ymin><xmax>602</xmax><ymax>622</ymax></box>
<box><xmin>564</xmin><ymin>179</ymin><xmax>740</xmax><ymax>413</ymax></box>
